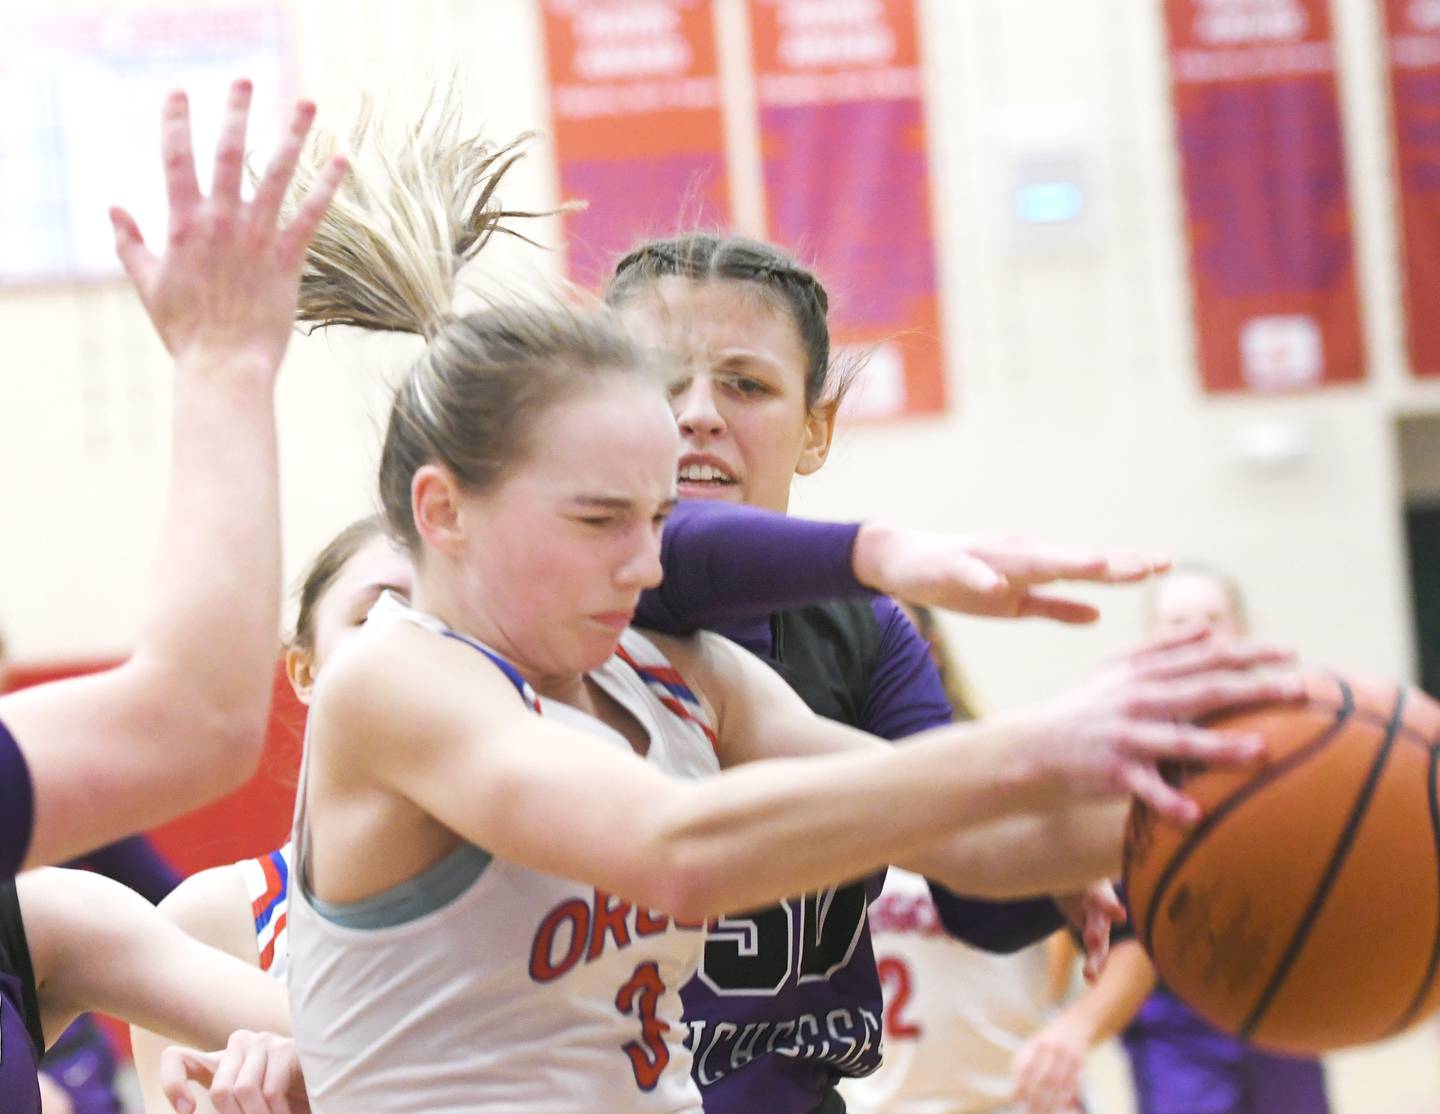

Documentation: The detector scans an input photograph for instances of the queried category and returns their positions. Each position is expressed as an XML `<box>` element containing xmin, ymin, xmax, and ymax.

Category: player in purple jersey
<box><xmin>0</xmin><ymin>867</ymin><xmax>302</xmax><ymax>1114</ymax></box>
<box><xmin>0</xmin><ymin>79</ymin><xmax>347</xmax><ymax>881</ymax></box>
<box><xmin>602</xmin><ymin>233</ymin><xmax>1179</xmax><ymax>1114</ymax></box>
<box><xmin>0</xmin><ymin>632</ymin><xmax>182</xmax><ymax>1114</ymax></box>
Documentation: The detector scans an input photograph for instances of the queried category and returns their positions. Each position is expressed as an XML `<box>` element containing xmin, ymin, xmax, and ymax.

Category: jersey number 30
<box><xmin>698</xmin><ymin>883</ymin><xmax>869</xmax><ymax>995</ymax></box>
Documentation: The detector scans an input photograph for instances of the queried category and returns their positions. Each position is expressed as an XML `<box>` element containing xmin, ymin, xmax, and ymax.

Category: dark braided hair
<box><xmin>603</xmin><ymin>234</ymin><xmax>840</xmax><ymax>411</ymax></box>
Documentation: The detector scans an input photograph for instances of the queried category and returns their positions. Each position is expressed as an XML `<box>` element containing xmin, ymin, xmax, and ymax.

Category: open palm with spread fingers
<box><xmin>109</xmin><ymin>78</ymin><xmax>348</xmax><ymax>376</ymax></box>
<box><xmin>1027</xmin><ymin>627</ymin><xmax>1304</xmax><ymax>825</ymax></box>
<box><xmin>853</xmin><ymin>522</ymin><xmax>1170</xmax><ymax>625</ymax></box>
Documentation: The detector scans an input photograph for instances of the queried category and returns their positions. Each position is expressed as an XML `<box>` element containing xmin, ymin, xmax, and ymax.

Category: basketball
<box><xmin>1123</xmin><ymin>673</ymin><xmax>1440</xmax><ymax>1054</ymax></box>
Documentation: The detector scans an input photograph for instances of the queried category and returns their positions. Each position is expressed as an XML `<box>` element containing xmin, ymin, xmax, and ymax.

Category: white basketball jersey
<box><xmin>287</xmin><ymin>596</ymin><xmax>721</xmax><ymax>1113</ymax></box>
<box><xmin>235</xmin><ymin>842</ymin><xmax>292</xmax><ymax>981</ymax></box>
<box><xmin>840</xmin><ymin>869</ymin><xmax>1053</xmax><ymax>1114</ymax></box>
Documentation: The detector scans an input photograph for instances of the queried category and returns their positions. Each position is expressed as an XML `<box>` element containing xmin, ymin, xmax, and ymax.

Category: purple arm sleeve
<box><xmin>635</xmin><ymin>500</ymin><xmax>869</xmax><ymax>635</ymax></box>
<box><xmin>70</xmin><ymin>835</ymin><xmax>181</xmax><ymax>904</ymax></box>
<box><xmin>0</xmin><ymin>720</ymin><xmax>33</xmax><ymax>882</ymax></box>
<box><xmin>865</xmin><ymin>599</ymin><xmax>1065</xmax><ymax>951</ymax></box>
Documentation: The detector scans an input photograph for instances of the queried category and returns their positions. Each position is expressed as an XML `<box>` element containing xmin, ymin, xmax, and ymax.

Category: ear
<box><xmin>412</xmin><ymin>464</ymin><xmax>467</xmax><ymax>555</ymax></box>
<box><xmin>795</xmin><ymin>401</ymin><xmax>838</xmax><ymax>477</ymax></box>
<box><xmin>285</xmin><ymin>648</ymin><xmax>316</xmax><ymax>706</ymax></box>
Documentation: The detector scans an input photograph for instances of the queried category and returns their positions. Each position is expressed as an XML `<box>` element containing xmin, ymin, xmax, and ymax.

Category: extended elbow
<box><xmin>129</xmin><ymin>658</ymin><xmax>270</xmax><ymax>798</ymax></box>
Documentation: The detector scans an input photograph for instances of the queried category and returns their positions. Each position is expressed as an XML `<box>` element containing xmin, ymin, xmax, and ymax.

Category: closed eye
<box><xmin>725</xmin><ymin>374</ymin><xmax>770</xmax><ymax>397</ymax></box>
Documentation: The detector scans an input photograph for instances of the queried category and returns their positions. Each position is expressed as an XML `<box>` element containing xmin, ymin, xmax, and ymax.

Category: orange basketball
<box><xmin>1123</xmin><ymin>673</ymin><xmax>1440</xmax><ymax>1053</ymax></box>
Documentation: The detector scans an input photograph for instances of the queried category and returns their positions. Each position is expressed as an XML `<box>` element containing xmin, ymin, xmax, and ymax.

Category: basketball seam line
<box><xmin>1388</xmin><ymin>743</ymin><xmax>1440</xmax><ymax>1035</ymax></box>
<box><xmin>1350</xmin><ymin>710</ymin><xmax>1437</xmax><ymax>751</ymax></box>
<box><xmin>1133</xmin><ymin>682</ymin><xmax>1356</xmax><ymax>957</ymax></box>
<box><xmin>1306</xmin><ymin>701</ymin><xmax>1435</xmax><ymax>750</ymax></box>
<box><xmin>1238</xmin><ymin>687</ymin><xmax>1409</xmax><ymax>1040</ymax></box>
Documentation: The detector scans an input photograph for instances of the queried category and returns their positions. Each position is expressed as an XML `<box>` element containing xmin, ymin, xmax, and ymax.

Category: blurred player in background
<box><xmin>131</xmin><ymin>516</ymin><xmax>411</xmax><ymax>1113</ymax></box>
<box><xmin>1010</xmin><ymin>567</ymin><xmax>1331</xmax><ymax>1114</ymax></box>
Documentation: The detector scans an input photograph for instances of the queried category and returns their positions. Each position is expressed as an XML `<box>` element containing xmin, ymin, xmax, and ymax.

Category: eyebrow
<box><xmin>570</xmin><ymin>495</ymin><xmax>679</xmax><ymax>512</ymax></box>
<box><xmin>713</xmin><ymin>350</ymin><xmax>784</xmax><ymax>373</ymax></box>
<box><xmin>354</xmin><ymin>581</ymin><xmax>410</xmax><ymax>602</ymax></box>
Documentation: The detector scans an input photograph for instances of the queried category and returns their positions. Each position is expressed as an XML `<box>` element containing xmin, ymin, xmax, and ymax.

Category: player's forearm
<box><xmin>135</xmin><ymin>354</ymin><xmax>280</xmax><ymax>755</ymax></box>
<box><xmin>902</xmin><ymin>801</ymin><xmax>1128</xmax><ymax>899</ymax></box>
<box><xmin>630</xmin><ymin>720</ymin><xmax>1053</xmax><ymax>919</ymax></box>
<box><xmin>106</xmin><ymin>939</ymin><xmax>291</xmax><ymax>1051</ymax></box>
<box><xmin>1059</xmin><ymin>939</ymin><xmax>1157</xmax><ymax>1046</ymax></box>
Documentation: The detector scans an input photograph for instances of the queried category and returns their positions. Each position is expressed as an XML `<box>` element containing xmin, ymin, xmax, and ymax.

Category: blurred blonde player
<box><xmin>1009</xmin><ymin>567</ymin><xmax>1330</xmax><ymax>1114</ymax></box>
<box><xmin>841</xmin><ymin>604</ymin><xmax>1076</xmax><ymax>1114</ymax></box>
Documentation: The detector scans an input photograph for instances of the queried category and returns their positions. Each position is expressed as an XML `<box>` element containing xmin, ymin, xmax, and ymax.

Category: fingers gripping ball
<box><xmin>1122</xmin><ymin>674</ymin><xmax>1440</xmax><ymax>1053</ymax></box>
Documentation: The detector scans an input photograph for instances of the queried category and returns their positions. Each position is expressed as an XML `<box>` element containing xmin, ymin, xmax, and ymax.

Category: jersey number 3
<box><xmin>617</xmin><ymin>961</ymin><xmax>670</xmax><ymax>1091</ymax></box>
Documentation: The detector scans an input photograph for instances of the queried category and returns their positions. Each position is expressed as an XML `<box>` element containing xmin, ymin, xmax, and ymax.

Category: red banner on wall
<box><xmin>748</xmin><ymin>0</ymin><xmax>946</xmax><ymax>418</ymax></box>
<box><xmin>1384</xmin><ymin>1</ymin><xmax>1440</xmax><ymax>378</ymax></box>
<box><xmin>541</xmin><ymin>0</ymin><xmax>731</xmax><ymax>288</ymax></box>
<box><xmin>1165</xmin><ymin>0</ymin><xmax>1364</xmax><ymax>393</ymax></box>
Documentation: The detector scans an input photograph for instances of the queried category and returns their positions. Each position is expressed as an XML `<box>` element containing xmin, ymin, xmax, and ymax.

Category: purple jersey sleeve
<box><xmin>636</xmin><ymin>500</ymin><xmax>869</xmax><ymax>634</ymax></box>
<box><xmin>864</xmin><ymin>599</ymin><xmax>1066</xmax><ymax>950</ymax></box>
<box><xmin>0</xmin><ymin>720</ymin><xmax>33</xmax><ymax>882</ymax></box>
<box><xmin>860</xmin><ymin>596</ymin><xmax>953</xmax><ymax>741</ymax></box>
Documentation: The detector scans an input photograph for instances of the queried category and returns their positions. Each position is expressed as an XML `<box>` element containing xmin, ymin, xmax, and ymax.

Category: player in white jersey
<box><xmin>130</xmin><ymin>517</ymin><xmax>410</xmax><ymax>1113</ymax></box>
<box><xmin>289</xmin><ymin>595</ymin><xmax>723</xmax><ymax>1110</ymax></box>
<box><xmin>843</xmin><ymin>867</ymin><xmax>1058</xmax><ymax>1114</ymax></box>
<box><xmin>257</xmin><ymin>101</ymin><xmax>1299</xmax><ymax>1113</ymax></box>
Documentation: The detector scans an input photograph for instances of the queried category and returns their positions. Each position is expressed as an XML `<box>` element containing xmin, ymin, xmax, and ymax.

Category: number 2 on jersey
<box><xmin>616</xmin><ymin>961</ymin><xmax>670</xmax><ymax>1091</ymax></box>
<box><xmin>876</xmin><ymin>955</ymin><xmax>923</xmax><ymax>1039</ymax></box>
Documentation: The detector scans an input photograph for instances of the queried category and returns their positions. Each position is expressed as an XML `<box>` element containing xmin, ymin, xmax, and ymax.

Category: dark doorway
<box><xmin>1399</xmin><ymin>415</ymin><xmax>1440</xmax><ymax>702</ymax></box>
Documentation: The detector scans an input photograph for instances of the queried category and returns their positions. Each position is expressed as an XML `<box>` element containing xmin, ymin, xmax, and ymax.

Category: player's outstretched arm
<box><xmin>329</xmin><ymin>621</ymin><xmax>1294</xmax><ymax>921</ymax></box>
<box><xmin>18</xmin><ymin>868</ymin><xmax>292</xmax><ymax>1068</ymax></box>
<box><xmin>639</xmin><ymin>500</ymin><xmax>1170</xmax><ymax>634</ymax></box>
<box><xmin>132</xmin><ymin>865</ymin><xmax>259</xmax><ymax>1114</ymax></box>
<box><xmin>0</xmin><ymin>80</ymin><xmax>347</xmax><ymax>871</ymax></box>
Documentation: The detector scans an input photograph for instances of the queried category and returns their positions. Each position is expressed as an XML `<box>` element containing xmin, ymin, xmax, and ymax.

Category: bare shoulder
<box><xmin>637</xmin><ymin>629</ymin><xmax>752</xmax><ymax>717</ymax></box>
<box><xmin>156</xmin><ymin>865</ymin><xmax>257</xmax><ymax>965</ymax></box>
<box><xmin>636</xmin><ymin>629</ymin><xmax>817</xmax><ymax>767</ymax></box>
<box><xmin>643</xmin><ymin>629</ymin><xmax>802</xmax><ymax>703</ymax></box>
<box><xmin>311</xmin><ymin>617</ymin><xmax>534</xmax><ymax>760</ymax></box>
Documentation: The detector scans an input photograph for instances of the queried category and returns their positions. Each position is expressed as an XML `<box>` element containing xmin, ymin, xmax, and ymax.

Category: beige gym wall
<box><xmin>1</xmin><ymin>0</ymin><xmax>1433</xmax><ymax>717</ymax></box>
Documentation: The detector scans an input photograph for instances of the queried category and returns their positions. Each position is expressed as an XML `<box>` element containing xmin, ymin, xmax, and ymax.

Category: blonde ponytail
<box><xmin>290</xmin><ymin>89</ymin><xmax>555</xmax><ymax>337</ymax></box>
